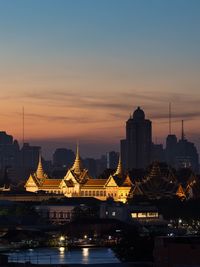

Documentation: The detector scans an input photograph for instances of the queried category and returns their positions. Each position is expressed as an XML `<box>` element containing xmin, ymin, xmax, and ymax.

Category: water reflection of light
<box><xmin>59</xmin><ymin>247</ymin><xmax>65</xmax><ymax>258</ymax></box>
<box><xmin>82</xmin><ymin>248</ymin><xmax>89</xmax><ymax>263</ymax></box>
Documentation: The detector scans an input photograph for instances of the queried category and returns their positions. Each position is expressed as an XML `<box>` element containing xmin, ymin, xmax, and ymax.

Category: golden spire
<box><xmin>114</xmin><ymin>154</ymin><xmax>123</xmax><ymax>177</ymax></box>
<box><xmin>176</xmin><ymin>184</ymin><xmax>186</xmax><ymax>199</ymax></box>
<box><xmin>36</xmin><ymin>151</ymin><xmax>45</xmax><ymax>179</ymax></box>
<box><xmin>71</xmin><ymin>142</ymin><xmax>82</xmax><ymax>174</ymax></box>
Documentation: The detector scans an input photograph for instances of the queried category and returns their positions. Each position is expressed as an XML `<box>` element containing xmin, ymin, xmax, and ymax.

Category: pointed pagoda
<box><xmin>113</xmin><ymin>155</ymin><xmax>123</xmax><ymax>178</ymax></box>
<box><xmin>70</xmin><ymin>142</ymin><xmax>83</xmax><ymax>175</ymax></box>
<box><xmin>25</xmin><ymin>151</ymin><xmax>61</xmax><ymax>193</ymax></box>
<box><xmin>60</xmin><ymin>143</ymin><xmax>91</xmax><ymax>196</ymax></box>
<box><xmin>36</xmin><ymin>152</ymin><xmax>45</xmax><ymax>179</ymax></box>
<box><xmin>25</xmin><ymin>150</ymin><xmax>47</xmax><ymax>192</ymax></box>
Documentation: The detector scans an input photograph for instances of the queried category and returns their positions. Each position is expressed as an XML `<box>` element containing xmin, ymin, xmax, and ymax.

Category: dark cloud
<box><xmin>151</xmin><ymin>111</ymin><xmax>200</xmax><ymax>120</ymax></box>
<box><xmin>22</xmin><ymin>112</ymin><xmax>113</xmax><ymax>124</ymax></box>
<box><xmin>6</xmin><ymin>89</ymin><xmax>200</xmax><ymax>125</ymax></box>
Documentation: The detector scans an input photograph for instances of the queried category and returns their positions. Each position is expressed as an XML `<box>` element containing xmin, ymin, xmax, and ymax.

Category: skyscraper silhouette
<box><xmin>121</xmin><ymin>107</ymin><xmax>152</xmax><ymax>170</ymax></box>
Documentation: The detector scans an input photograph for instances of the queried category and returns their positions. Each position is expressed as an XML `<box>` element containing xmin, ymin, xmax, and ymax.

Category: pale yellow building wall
<box><xmin>26</xmin><ymin>186</ymin><xmax>39</xmax><ymax>193</ymax></box>
<box><xmin>25</xmin><ymin>175</ymin><xmax>131</xmax><ymax>203</ymax></box>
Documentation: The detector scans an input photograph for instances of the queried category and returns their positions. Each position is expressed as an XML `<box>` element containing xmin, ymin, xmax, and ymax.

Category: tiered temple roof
<box><xmin>131</xmin><ymin>162</ymin><xmax>178</xmax><ymax>199</ymax></box>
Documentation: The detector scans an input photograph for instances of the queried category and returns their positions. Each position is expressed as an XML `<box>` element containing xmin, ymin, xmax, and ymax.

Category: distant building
<box><xmin>175</xmin><ymin>137</ymin><xmax>199</xmax><ymax>172</ymax></box>
<box><xmin>83</xmin><ymin>158</ymin><xmax>97</xmax><ymax>178</ymax></box>
<box><xmin>96</xmin><ymin>155</ymin><xmax>107</xmax><ymax>177</ymax></box>
<box><xmin>130</xmin><ymin>205</ymin><xmax>160</xmax><ymax>222</ymax></box>
<box><xmin>121</xmin><ymin>107</ymin><xmax>152</xmax><ymax>170</ymax></box>
<box><xmin>0</xmin><ymin>131</ymin><xmax>20</xmax><ymax>183</ymax></box>
<box><xmin>120</xmin><ymin>139</ymin><xmax>127</xmax><ymax>171</ymax></box>
<box><xmin>165</xmin><ymin>133</ymin><xmax>199</xmax><ymax>173</ymax></box>
<box><xmin>20</xmin><ymin>143</ymin><xmax>41</xmax><ymax>178</ymax></box>
<box><xmin>165</xmin><ymin>134</ymin><xmax>178</xmax><ymax>167</ymax></box>
<box><xmin>36</xmin><ymin>203</ymin><xmax>75</xmax><ymax>224</ymax></box>
<box><xmin>151</xmin><ymin>143</ymin><xmax>165</xmax><ymax>162</ymax></box>
<box><xmin>100</xmin><ymin>202</ymin><xmax>130</xmax><ymax>222</ymax></box>
<box><xmin>106</xmin><ymin>151</ymin><xmax>119</xmax><ymax>169</ymax></box>
<box><xmin>53</xmin><ymin>148</ymin><xmax>75</xmax><ymax>169</ymax></box>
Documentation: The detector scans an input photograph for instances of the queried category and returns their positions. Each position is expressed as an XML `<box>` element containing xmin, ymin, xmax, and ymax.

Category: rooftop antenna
<box><xmin>181</xmin><ymin>120</ymin><xmax>185</xmax><ymax>140</ymax></box>
<box><xmin>22</xmin><ymin>107</ymin><xmax>25</xmax><ymax>175</ymax></box>
<box><xmin>169</xmin><ymin>102</ymin><xmax>172</xmax><ymax>135</ymax></box>
<box><xmin>22</xmin><ymin>106</ymin><xmax>25</xmax><ymax>146</ymax></box>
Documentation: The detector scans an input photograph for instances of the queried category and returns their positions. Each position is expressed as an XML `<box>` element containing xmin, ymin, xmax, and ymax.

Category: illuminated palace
<box><xmin>25</xmin><ymin>146</ymin><xmax>132</xmax><ymax>203</ymax></box>
<box><xmin>25</xmin><ymin>146</ymin><xmax>200</xmax><ymax>202</ymax></box>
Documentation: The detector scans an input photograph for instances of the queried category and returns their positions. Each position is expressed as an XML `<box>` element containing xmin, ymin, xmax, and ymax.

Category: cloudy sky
<box><xmin>0</xmin><ymin>0</ymin><xmax>200</xmax><ymax>158</ymax></box>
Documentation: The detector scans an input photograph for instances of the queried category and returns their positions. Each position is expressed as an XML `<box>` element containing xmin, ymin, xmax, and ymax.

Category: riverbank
<box><xmin>4</xmin><ymin>263</ymin><xmax>153</xmax><ymax>267</ymax></box>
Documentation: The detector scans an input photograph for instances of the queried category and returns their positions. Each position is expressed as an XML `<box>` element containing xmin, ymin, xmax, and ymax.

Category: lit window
<box><xmin>138</xmin><ymin>213</ymin><xmax>147</xmax><ymax>218</ymax></box>
<box><xmin>105</xmin><ymin>211</ymin><xmax>108</xmax><ymax>215</ymax></box>
<box><xmin>131</xmin><ymin>213</ymin><xmax>137</xmax><ymax>218</ymax></box>
<box><xmin>112</xmin><ymin>211</ymin><xmax>116</xmax><ymax>216</ymax></box>
<box><xmin>147</xmin><ymin>212</ymin><xmax>158</xmax><ymax>218</ymax></box>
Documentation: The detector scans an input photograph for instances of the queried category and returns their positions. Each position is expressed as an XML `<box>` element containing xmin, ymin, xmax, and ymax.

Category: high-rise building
<box><xmin>53</xmin><ymin>148</ymin><xmax>75</xmax><ymax>169</ymax></box>
<box><xmin>121</xmin><ymin>107</ymin><xmax>152</xmax><ymax>170</ymax></box>
<box><xmin>0</xmin><ymin>131</ymin><xmax>20</xmax><ymax>169</ymax></box>
<box><xmin>0</xmin><ymin>131</ymin><xmax>20</xmax><ymax>183</ymax></box>
<box><xmin>106</xmin><ymin>151</ymin><xmax>119</xmax><ymax>169</ymax></box>
<box><xmin>165</xmin><ymin>121</ymin><xmax>199</xmax><ymax>173</ymax></box>
<box><xmin>20</xmin><ymin>143</ymin><xmax>41</xmax><ymax>174</ymax></box>
<box><xmin>175</xmin><ymin>138</ymin><xmax>199</xmax><ymax>172</ymax></box>
<box><xmin>165</xmin><ymin>134</ymin><xmax>178</xmax><ymax>166</ymax></box>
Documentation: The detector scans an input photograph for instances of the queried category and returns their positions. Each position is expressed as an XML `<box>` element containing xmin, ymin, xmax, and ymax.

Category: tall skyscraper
<box><xmin>0</xmin><ymin>131</ymin><xmax>20</xmax><ymax>183</ymax></box>
<box><xmin>121</xmin><ymin>107</ymin><xmax>152</xmax><ymax>170</ymax></box>
<box><xmin>165</xmin><ymin>134</ymin><xmax>178</xmax><ymax>166</ymax></box>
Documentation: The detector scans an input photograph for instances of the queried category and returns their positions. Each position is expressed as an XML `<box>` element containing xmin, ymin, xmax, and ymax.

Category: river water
<box><xmin>6</xmin><ymin>247</ymin><xmax>120</xmax><ymax>264</ymax></box>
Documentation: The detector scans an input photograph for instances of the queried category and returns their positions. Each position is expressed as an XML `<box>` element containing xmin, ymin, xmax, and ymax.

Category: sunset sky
<box><xmin>0</xmin><ymin>0</ymin><xmax>200</xmax><ymax>159</ymax></box>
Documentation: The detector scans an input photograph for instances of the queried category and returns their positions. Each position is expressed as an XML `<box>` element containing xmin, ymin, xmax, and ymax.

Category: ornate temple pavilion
<box><xmin>130</xmin><ymin>162</ymin><xmax>184</xmax><ymax>200</ymax></box>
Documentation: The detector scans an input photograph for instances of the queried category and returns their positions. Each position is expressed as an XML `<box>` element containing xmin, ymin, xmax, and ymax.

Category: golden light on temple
<box><xmin>25</xmin><ymin>149</ymin><xmax>132</xmax><ymax>203</ymax></box>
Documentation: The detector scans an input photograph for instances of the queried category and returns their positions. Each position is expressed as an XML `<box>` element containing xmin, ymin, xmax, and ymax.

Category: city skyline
<box><xmin>0</xmin><ymin>0</ymin><xmax>200</xmax><ymax>158</ymax></box>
